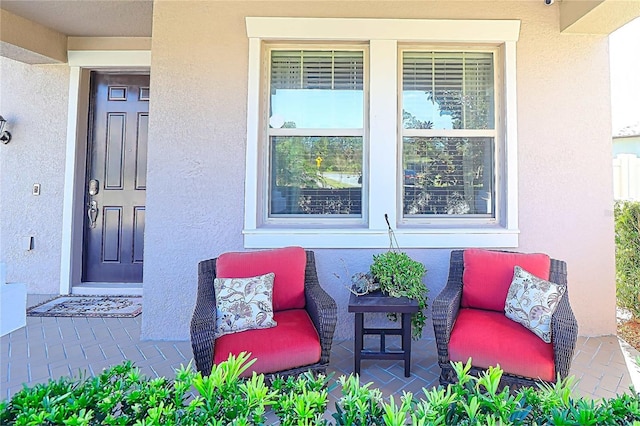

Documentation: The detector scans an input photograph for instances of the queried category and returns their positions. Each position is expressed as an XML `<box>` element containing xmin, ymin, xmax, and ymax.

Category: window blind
<box><xmin>403</xmin><ymin>52</ymin><xmax>494</xmax><ymax>130</ymax></box>
<box><xmin>271</xmin><ymin>50</ymin><xmax>364</xmax><ymax>91</ymax></box>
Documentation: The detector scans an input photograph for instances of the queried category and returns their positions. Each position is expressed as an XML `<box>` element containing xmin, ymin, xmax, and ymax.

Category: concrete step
<box><xmin>0</xmin><ymin>263</ymin><xmax>27</xmax><ymax>337</ymax></box>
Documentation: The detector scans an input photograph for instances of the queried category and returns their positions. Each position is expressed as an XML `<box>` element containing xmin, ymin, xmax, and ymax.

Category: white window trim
<box><xmin>244</xmin><ymin>17</ymin><xmax>521</xmax><ymax>249</ymax></box>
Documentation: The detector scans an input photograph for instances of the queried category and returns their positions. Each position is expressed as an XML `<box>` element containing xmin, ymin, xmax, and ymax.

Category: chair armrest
<box><xmin>432</xmin><ymin>250</ymin><xmax>465</xmax><ymax>365</ymax></box>
<box><xmin>551</xmin><ymin>292</ymin><xmax>578</xmax><ymax>379</ymax></box>
<box><xmin>304</xmin><ymin>251</ymin><xmax>337</xmax><ymax>365</ymax></box>
<box><xmin>432</xmin><ymin>280</ymin><xmax>463</xmax><ymax>365</ymax></box>
<box><xmin>190</xmin><ymin>258</ymin><xmax>218</xmax><ymax>376</ymax></box>
<box><xmin>548</xmin><ymin>257</ymin><xmax>578</xmax><ymax>379</ymax></box>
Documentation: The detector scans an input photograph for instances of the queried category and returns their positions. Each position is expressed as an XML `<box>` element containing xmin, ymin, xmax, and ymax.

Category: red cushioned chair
<box><xmin>190</xmin><ymin>247</ymin><xmax>337</xmax><ymax>378</ymax></box>
<box><xmin>432</xmin><ymin>249</ymin><xmax>578</xmax><ymax>391</ymax></box>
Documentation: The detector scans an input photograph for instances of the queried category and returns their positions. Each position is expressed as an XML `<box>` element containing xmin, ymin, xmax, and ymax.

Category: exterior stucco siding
<box><xmin>0</xmin><ymin>57</ymin><xmax>70</xmax><ymax>293</ymax></box>
<box><xmin>141</xmin><ymin>1</ymin><xmax>615</xmax><ymax>341</ymax></box>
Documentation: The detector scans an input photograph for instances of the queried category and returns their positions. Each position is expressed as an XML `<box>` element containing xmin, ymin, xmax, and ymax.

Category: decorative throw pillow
<box><xmin>504</xmin><ymin>266</ymin><xmax>566</xmax><ymax>343</ymax></box>
<box><xmin>214</xmin><ymin>272</ymin><xmax>277</xmax><ymax>338</ymax></box>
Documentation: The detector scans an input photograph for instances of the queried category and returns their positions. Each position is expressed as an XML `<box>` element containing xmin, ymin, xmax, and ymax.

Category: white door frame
<box><xmin>59</xmin><ymin>50</ymin><xmax>151</xmax><ymax>295</ymax></box>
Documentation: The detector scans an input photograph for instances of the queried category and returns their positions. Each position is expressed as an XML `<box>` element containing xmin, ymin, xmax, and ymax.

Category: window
<box><xmin>401</xmin><ymin>50</ymin><xmax>497</xmax><ymax>220</ymax></box>
<box><xmin>245</xmin><ymin>18</ymin><xmax>520</xmax><ymax>248</ymax></box>
<box><xmin>267</xmin><ymin>49</ymin><xmax>365</xmax><ymax>220</ymax></box>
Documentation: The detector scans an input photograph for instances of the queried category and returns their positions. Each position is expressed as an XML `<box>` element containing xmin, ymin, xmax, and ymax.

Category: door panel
<box><xmin>83</xmin><ymin>73</ymin><xmax>149</xmax><ymax>283</ymax></box>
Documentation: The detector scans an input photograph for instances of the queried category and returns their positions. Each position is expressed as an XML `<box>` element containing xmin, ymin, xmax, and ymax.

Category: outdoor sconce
<box><xmin>0</xmin><ymin>116</ymin><xmax>12</xmax><ymax>144</ymax></box>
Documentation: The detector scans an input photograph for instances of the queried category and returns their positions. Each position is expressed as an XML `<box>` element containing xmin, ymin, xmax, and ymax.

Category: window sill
<box><xmin>243</xmin><ymin>227</ymin><xmax>519</xmax><ymax>249</ymax></box>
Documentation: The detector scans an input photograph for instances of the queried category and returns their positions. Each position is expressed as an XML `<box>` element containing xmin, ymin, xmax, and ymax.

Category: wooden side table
<box><xmin>347</xmin><ymin>290</ymin><xmax>420</xmax><ymax>377</ymax></box>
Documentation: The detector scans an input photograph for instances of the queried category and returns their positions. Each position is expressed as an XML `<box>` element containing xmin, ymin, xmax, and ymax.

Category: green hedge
<box><xmin>2</xmin><ymin>353</ymin><xmax>640</xmax><ymax>425</ymax></box>
<box><xmin>615</xmin><ymin>200</ymin><xmax>640</xmax><ymax>319</ymax></box>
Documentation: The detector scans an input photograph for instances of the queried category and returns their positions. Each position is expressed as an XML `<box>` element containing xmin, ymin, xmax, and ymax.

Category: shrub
<box><xmin>3</xmin><ymin>355</ymin><xmax>640</xmax><ymax>425</ymax></box>
<box><xmin>615</xmin><ymin>200</ymin><xmax>640</xmax><ymax>319</ymax></box>
<box><xmin>370</xmin><ymin>251</ymin><xmax>428</xmax><ymax>340</ymax></box>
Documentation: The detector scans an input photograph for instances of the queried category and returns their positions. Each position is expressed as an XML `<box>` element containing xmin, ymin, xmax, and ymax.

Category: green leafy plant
<box><xmin>0</xmin><ymin>352</ymin><xmax>270</xmax><ymax>425</ymax></box>
<box><xmin>332</xmin><ymin>375</ymin><xmax>385</xmax><ymax>425</ymax></box>
<box><xmin>5</xmin><ymin>355</ymin><xmax>640</xmax><ymax>425</ymax></box>
<box><xmin>270</xmin><ymin>370</ymin><xmax>333</xmax><ymax>426</ymax></box>
<box><xmin>368</xmin><ymin>215</ymin><xmax>428</xmax><ymax>339</ymax></box>
<box><xmin>370</xmin><ymin>250</ymin><xmax>428</xmax><ymax>339</ymax></box>
<box><xmin>615</xmin><ymin>200</ymin><xmax>640</xmax><ymax>319</ymax></box>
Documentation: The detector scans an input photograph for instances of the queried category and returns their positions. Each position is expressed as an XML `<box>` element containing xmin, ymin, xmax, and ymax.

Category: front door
<box><xmin>82</xmin><ymin>73</ymin><xmax>149</xmax><ymax>283</ymax></box>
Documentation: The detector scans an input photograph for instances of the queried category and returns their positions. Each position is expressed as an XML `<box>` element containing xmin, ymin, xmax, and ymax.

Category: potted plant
<box><xmin>369</xmin><ymin>214</ymin><xmax>428</xmax><ymax>339</ymax></box>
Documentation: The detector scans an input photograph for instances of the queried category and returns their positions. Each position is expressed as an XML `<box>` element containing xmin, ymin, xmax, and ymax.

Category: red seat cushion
<box><xmin>461</xmin><ymin>249</ymin><xmax>551</xmax><ymax>312</ymax></box>
<box><xmin>216</xmin><ymin>246</ymin><xmax>306</xmax><ymax>311</ymax></box>
<box><xmin>214</xmin><ymin>309</ymin><xmax>321</xmax><ymax>376</ymax></box>
<box><xmin>449</xmin><ymin>308</ymin><xmax>555</xmax><ymax>381</ymax></box>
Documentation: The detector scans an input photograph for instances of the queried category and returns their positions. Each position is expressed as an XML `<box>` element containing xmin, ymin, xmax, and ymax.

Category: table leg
<box><xmin>354</xmin><ymin>312</ymin><xmax>364</xmax><ymax>375</ymax></box>
<box><xmin>402</xmin><ymin>312</ymin><xmax>411</xmax><ymax>377</ymax></box>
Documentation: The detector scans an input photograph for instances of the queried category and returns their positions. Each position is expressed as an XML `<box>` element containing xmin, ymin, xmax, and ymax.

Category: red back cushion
<box><xmin>216</xmin><ymin>246</ymin><xmax>306</xmax><ymax>311</ymax></box>
<box><xmin>461</xmin><ymin>249</ymin><xmax>551</xmax><ymax>312</ymax></box>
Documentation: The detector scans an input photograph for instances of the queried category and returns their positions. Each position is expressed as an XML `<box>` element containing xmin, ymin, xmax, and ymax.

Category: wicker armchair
<box><xmin>190</xmin><ymin>249</ymin><xmax>337</xmax><ymax>377</ymax></box>
<box><xmin>432</xmin><ymin>250</ymin><xmax>578</xmax><ymax>391</ymax></box>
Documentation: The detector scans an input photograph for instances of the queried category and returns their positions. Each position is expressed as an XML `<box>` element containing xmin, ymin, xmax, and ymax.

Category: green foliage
<box><xmin>274</xmin><ymin>136</ymin><xmax>363</xmax><ymax>188</ymax></box>
<box><xmin>1</xmin><ymin>353</ymin><xmax>271</xmax><ymax>426</ymax></box>
<box><xmin>369</xmin><ymin>251</ymin><xmax>428</xmax><ymax>339</ymax></box>
<box><xmin>270</xmin><ymin>370</ymin><xmax>333</xmax><ymax>426</ymax></box>
<box><xmin>332</xmin><ymin>375</ymin><xmax>385</xmax><ymax>425</ymax></box>
<box><xmin>4</xmin><ymin>356</ymin><xmax>640</xmax><ymax>425</ymax></box>
<box><xmin>615</xmin><ymin>200</ymin><xmax>640</xmax><ymax>319</ymax></box>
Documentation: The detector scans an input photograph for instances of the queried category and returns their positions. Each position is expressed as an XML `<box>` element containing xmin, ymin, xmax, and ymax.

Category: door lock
<box><xmin>88</xmin><ymin>179</ymin><xmax>99</xmax><ymax>196</ymax></box>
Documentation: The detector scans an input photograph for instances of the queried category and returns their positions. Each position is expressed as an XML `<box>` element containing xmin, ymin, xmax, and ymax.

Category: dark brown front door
<box><xmin>83</xmin><ymin>73</ymin><xmax>149</xmax><ymax>283</ymax></box>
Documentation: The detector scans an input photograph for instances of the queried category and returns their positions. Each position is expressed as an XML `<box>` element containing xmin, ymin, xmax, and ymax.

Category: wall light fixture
<box><xmin>0</xmin><ymin>116</ymin><xmax>12</xmax><ymax>144</ymax></box>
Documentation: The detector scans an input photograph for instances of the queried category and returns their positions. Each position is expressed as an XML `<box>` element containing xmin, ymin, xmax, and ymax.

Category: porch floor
<box><xmin>2</xmin><ymin>295</ymin><xmax>639</xmax><ymax>404</ymax></box>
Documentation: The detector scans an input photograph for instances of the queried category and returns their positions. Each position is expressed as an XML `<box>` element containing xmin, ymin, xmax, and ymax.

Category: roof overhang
<box><xmin>1</xmin><ymin>0</ymin><xmax>640</xmax><ymax>65</ymax></box>
<box><xmin>0</xmin><ymin>8</ymin><xmax>66</xmax><ymax>64</ymax></box>
<box><xmin>560</xmin><ymin>0</ymin><xmax>640</xmax><ymax>34</ymax></box>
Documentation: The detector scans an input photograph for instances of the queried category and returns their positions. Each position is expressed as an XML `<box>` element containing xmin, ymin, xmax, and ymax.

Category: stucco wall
<box><xmin>142</xmin><ymin>1</ymin><xmax>616</xmax><ymax>340</ymax></box>
<box><xmin>0</xmin><ymin>57</ymin><xmax>69</xmax><ymax>293</ymax></box>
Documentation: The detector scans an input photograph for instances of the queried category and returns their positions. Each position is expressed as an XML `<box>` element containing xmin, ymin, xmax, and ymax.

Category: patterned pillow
<box><xmin>214</xmin><ymin>272</ymin><xmax>277</xmax><ymax>338</ymax></box>
<box><xmin>504</xmin><ymin>266</ymin><xmax>566</xmax><ymax>343</ymax></box>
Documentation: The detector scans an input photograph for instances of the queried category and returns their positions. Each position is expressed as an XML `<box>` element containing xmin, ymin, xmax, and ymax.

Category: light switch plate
<box><xmin>32</xmin><ymin>183</ymin><xmax>40</xmax><ymax>196</ymax></box>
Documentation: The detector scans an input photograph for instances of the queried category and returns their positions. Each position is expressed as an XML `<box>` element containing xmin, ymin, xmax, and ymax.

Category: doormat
<box><xmin>27</xmin><ymin>295</ymin><xmax>142</xmax><ymax>318</ymax></box>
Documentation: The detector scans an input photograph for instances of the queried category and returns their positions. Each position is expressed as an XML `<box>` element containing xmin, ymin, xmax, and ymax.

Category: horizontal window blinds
<box><xmin>403</xmin><ymin>52</ymin><xmax>494</xmax><ymax>130</ymax></box>
<box><xmin>271</xmin><ymin>50</ymin><xmax>364</xmax><ymax>90</ymax></box>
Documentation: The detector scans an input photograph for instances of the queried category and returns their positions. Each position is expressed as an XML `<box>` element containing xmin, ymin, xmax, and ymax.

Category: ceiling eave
<box><xmin>560</xmin><ymin>0</ymin><xmax>640</xmax><ymax>34</ymax></box>
<box><xmin>0</xmin><ymin>8</ymin><xmax>66</xmax><ymax>64</ymax></box>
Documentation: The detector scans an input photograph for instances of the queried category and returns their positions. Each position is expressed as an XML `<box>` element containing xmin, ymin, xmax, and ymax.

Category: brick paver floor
<box><xmin>2</xmin><ymin>295</ymin><xmax>639</xmax><ymax>404</ymax></box>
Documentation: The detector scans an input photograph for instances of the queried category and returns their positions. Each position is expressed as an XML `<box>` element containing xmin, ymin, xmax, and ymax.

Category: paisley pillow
<box><xmin>214</xmin><ymin>272</ymin><xmax>277</xmax><ymax>338</ymax></box>
<box><xmin>504</xmin><ymin>266</ymin><xmax>566</xmax><ymax>343</ymax></box>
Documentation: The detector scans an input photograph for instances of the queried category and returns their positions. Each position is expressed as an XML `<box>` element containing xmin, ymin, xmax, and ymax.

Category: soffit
<box><xmin>0</xmin><ymin>0</ymin><xmax>153</xmax><ymax>37</ymax></box>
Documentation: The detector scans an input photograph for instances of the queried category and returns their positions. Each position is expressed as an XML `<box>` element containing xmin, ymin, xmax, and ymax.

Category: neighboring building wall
<box><xmin>613</xmin><ymin>154</ymin><xmax>640</xmax><ymax>200</ymax></box>
<box><xmin>0</xmin><ymin>57</ymin><xmax>69</xmax><ymax>293</ymax></box>
<box><xmin>613</xmin><ymin>135</ymin><xmax>640</xmax><ymax>157</ymax></box>
<box><xmin>142</xmin><ymin>1</ymin><xmax>616</xmax><ymax>340</ymax></box>
<box><xmin>613</xmin><ymin>135</ymin><xmax>640</xmax><ymax>200</ymax></box>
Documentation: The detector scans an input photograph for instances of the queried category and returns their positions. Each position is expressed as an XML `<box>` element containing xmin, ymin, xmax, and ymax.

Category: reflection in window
<box><xmin>270</xmin><ymin>136</ymin><xmax>363</xmax><ymax>216</ymax></box>
<box><xmin>267</xmin><ymin>49</ymin><xmax>365</xmax><ymax>218</ymax></box>
<box><xmin>402</xmin><ymin>50</ymin><xmax>496</xmax><ymax>218</ymax></box>
<box><xmin>403</xmin><ymin>137</ymin><xmax>494</xmax><ymax>216</ymax></box>
<box><xmin>270</xmin><ymin>50</ymin><xmax>364</xmax><ymax>129</ymax></box>
<box><xmin>403</xmin><ymin>52</ymin><xmax>494</xmax><ymax>130</ymax></box>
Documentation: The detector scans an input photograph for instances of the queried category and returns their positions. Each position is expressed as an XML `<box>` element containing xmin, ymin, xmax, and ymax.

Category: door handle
<box><xmin>88</xmin><ymin>200</ymin><xmax>98</xmax><ymax>228</ymax></box>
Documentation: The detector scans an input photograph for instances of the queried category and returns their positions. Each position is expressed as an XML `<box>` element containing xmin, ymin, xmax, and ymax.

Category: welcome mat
<box><xmin>27</xmin><ymin>295</ymin><xmax>142</xmax><ymax>318</ymax></box>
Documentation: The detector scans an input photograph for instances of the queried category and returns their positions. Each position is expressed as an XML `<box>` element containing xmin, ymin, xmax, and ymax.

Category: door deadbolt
<box><xmin>88</xmin><ymin>179</ymin><xmax>99</xmax><ymax>196</ymax></box>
